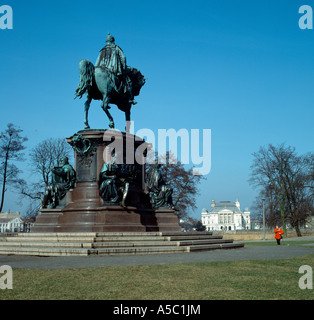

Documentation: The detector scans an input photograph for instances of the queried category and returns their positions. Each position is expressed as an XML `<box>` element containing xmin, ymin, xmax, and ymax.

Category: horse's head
<box><xmin>127</xmin><ymin>67</ymin><xmax>146</xmax><ymax>97</ymax></box>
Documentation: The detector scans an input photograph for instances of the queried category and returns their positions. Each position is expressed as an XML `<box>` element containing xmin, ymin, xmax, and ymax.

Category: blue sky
<box><xmin>1</xmin><ymin>0</ymin><xmax>313</xmax><ymax>218</ymax></box>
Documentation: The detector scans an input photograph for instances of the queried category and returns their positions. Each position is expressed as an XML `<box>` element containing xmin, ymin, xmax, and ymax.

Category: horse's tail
<box><xmin>75</xmin><ymin>59</ymin><xmax>95</xmax><ymax>99</ymax></box>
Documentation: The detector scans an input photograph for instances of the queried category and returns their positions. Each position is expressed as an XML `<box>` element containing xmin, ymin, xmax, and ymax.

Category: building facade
<box><xmin>201</xmin><ymin>199</ymin><xmax>251</xmax><ymax>231</ymax></box>
<box><xmin>0</xmin><ymin>211</ymin><xmax>32</xmax><ymax>233</ymax></box>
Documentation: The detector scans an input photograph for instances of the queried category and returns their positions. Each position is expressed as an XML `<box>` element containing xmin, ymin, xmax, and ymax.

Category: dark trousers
<box><xmin>276</xmin><ymin>238</ymin><xmax>281</xmax><ymax>245</ymax></box>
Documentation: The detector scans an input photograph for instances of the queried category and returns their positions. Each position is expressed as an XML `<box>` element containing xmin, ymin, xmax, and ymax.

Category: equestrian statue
<box><xmin>75</xmin><ymin>33</ymin><xmax>146</xmax><ymax>132</ymax></box>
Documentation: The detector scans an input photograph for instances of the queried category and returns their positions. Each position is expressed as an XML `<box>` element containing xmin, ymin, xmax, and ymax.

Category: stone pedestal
<box><xmin>32</xmin><ymin>129</ymin><xmax>181</xmax><ymax>233</ymax></box>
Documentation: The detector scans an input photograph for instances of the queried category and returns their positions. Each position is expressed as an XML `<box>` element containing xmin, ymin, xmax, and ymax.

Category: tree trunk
<box><xmin>294</xmin><ymin>220</ymin><xmax>302</xmax><ymax>237</ymax></box>
<box><xmin>0</xmin><ymin>155</ymin><xmax>8</xmax><ymax>212</ymax></box>
<box><xmin>0</xmin><ymin>134</ymin><xmax>12</xmax><ymax>213</ymax></box>
<box><xmin>295</xmin><ymin>225</ymin><xmax>302</xmax><ymax>237</ymax></box>
<box><xmin>0</xmin><ymin>182</ymin><xmax>5</xmax><ymax>212</ymax></box>
<box><xmin>280</xmin><ymin>205</ymin><xmax>286</xmax><ymax>237</ymax></box>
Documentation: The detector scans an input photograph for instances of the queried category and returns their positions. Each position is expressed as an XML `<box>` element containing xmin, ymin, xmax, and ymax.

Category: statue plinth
<box><xmin>32</xmin><ymin>129</ymin><xmax>181</xmax><ymax>233</ymax></box>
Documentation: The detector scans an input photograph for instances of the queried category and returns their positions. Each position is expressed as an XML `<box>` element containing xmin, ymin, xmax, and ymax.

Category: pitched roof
<box><xmin>210</xmin><ymin>201</ymin><xmax>241</xmax><ymax>214</ymax></box>
<box><xmin>0</xmin><ymin>217</ymin><xmax>23</xmax><ymax>223</ymax></box>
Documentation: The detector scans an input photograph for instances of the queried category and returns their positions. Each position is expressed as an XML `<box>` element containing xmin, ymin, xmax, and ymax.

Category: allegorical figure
<box><xmin>98</xmin><ymin>155</ymin><xmax>120</xmax><ymax>204</ymax></box>
<box><xmin>95</xmin><ymin>33</ymin><xmax>136</xmax><ymax>105</ymax></box>
<box><xmin>146</xmin><ymin>163</ymin><xmax>174</xmax><ymax>209</ymax></box>
<box><xmin>42</xmin><ymin>156</ymin><xmax>76</xmax><ymax>209</ymax></box>
<box><xmin>98</xmin><ymin>153</ymin><xmax>130</xmax><ymax>206</ymax></box>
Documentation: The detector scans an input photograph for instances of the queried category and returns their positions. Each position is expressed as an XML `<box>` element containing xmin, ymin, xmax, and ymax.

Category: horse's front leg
<box><xmin>102</xmin><ymin>97</ymin><xmax>115</xmax><ymax>129</ymax></box>
<box><xmin>84</xmin><ymin>94</ymin><xmax>92</xmax><ymax>129</ymax></box>
<box><xmin>125</xmin><ymin>107</ymin><xmax>131</xmax><ymax>133</ymax></box>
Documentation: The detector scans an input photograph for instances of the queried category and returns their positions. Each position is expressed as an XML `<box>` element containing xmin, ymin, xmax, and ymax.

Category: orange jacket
<box><xmin>274</xmin><ymin>228</ymin><xmax>284</xmax><ymax>240</ymax></box>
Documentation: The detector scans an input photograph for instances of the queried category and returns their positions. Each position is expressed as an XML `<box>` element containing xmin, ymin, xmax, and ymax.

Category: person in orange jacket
<box><xmin>274</xmin><ymin>225</ymin><xmax>284</xmax><ymax>245</ymax></box>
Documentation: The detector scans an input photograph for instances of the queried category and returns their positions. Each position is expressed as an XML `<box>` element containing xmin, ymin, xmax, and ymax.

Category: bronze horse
<box><xmin>75</xmin><ymin>59</ymin><xmax>145</xmax><ymax>132</ymax></box>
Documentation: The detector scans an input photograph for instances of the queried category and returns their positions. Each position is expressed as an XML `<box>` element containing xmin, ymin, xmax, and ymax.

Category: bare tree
<box><xmin>303</xmin><ymin>152</ymin><xmax>314</xmax><ymax>197</ymax></box>
<box><xmin>30</xmin><ymin>138</ymin><xmax>73</xmax><ymax>187</ymax></box>
<box><xmin>249</xmin><ymin>143</ymin><xmax>314</xmax><ymax>236</ymax></box>
<box><xmin>148</xmin><ymin>151</ymin><xmax>205</xmax><ymax>220</ymax></box>
<box><xmin>19</xmin><ymin>138</ymin><xmax>73</xmax><ymax>217</ymax></box>
<box><xmin>0</xmin><ymin>123</ymin><xmax>28</xmax><ymax>212</ymax></box>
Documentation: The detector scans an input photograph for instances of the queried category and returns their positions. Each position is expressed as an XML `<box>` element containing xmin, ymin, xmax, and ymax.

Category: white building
<box><xmin>0</xmin><ymin>211</ymin><xmax>24</xmax><ymax>233</ymax></box>
<box><xmin>201</xmin><ymin>199</ymin><xmax>251</xmax><ymax>231</ymax></box>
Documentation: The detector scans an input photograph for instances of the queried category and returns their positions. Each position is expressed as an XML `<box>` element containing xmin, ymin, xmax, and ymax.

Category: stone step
<box><xmin>0</xmin><ymin>241</ymin><xmax>244</xmax><ymax>257</ymax></box>
<box><xmin>0</xmin><ymin>235</ymin><xmax>164</xmax><ymax>243</ymax></box>
<box><xmin>0</xmin><ymin>245</ymin><xmax>186</xmax><ymax>256</ymax></box>
<box><xmin>161</xmin><ymin>232</ymin><xmax>214</xmax><ymax>236</ymax></box>
<box><xmin>94</xmin><ymin>235</ymin><xmax>221</xmax><ymax>242</ymax></box>
<box><xmin>0</xmin><ymin>233</ymin><xmax>219</xmax><ymax>243</ymax></box>
<box><xmin>0</xmin><ymin>232</ymin><xmax>243</xmax><ymax>256</ymax></box>
<box><xmin>0</xmin><ymin>238</ymin><xmax>232</xmax><ymax>249</ymax></box>
<box><xmin>0</xmin><ymin>246</ymin><xmax>92</xmax><ymax>256</ymax></box>
<box><xmin>94</xmin><ymin>236</ymin><xmax>167</xmax><ymax>242</ymax></box>
<box><xmin>188</xmin><ymin>242</ymin><xmax>245</xmax><ymax>252</ymax></box>
<box><xmin>0</xmin><ymin>240</ymin><xmax>171</xmax><ymax>248</ymax></box>
<box><xmin>0</xmin><ymin>236</ymin><xmax>97</xmax><ymax>243</ymax></box>
<box><xmin>0</xmin><ymin>237</ymin><xmax>224</xmax><ymax>246</ymax></box>
<box><xmin>0</xmin><ymin>241</ymin><xmax>94</xmax><ymax>248</ymax></box>
<box><xmin>0</xmin><ymin>232</ymin><xmax>98</xmax><ymax>238</ymax></box>
<box><xmin>90</xmin><ymin>238</ymin><xmax>233</xmax><ymax>248</ymax></box>
<box><xmin>95</xmin><ymin>242</ymin><xmax>244</xmax><ymax>256</ymax></box>
<box><xmin>96</xmin><ymin>246</ymin><xmax>187</xmax><ymax>256</ymax></box>
<box><xmin>0</xmin><ymin>231</ymin><xmax>214</xmax><ymax>238</ymax></box>
<box><xmin>165</xmin><ymin>235</ymin><xmax>223</xmax><ymax>241</ymax></box>
<box><xmin>177</xmin><ymin>239</ymin><xmax>233</xmax><ymax>246</ymax></box>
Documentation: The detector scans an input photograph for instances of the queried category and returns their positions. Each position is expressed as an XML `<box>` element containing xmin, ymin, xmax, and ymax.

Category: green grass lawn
<box><xmin>1</xmin><ymin>253</ymin><xmax>313</xmax><ymax>300</ymax></box>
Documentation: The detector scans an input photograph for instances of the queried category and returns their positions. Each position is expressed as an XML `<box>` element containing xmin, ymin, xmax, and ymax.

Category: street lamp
<box><xmin>262</xmin><ymin>198</ymin><xmax>265</xmax><ymax>241</ymax></box>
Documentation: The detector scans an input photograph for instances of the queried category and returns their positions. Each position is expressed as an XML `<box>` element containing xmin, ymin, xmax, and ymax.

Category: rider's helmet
<box><xmin>106</xmin><ymin>33</ymin><xmax>115</xmax><ymax>43</ymax></box>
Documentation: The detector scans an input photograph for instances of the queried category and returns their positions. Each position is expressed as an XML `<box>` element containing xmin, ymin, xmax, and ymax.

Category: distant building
<box><xmin>201</xmin><ymin>199</ymin><xmax>251</xmax><ymax>231</ymax></box>
<box><xmin>250</xmin><ymin>219</ymin><xmax>262</xmax><ymax>230</ymax></box>
<box><xmin>305</xmin><ymin>214</ymin><xmax>314</xmax><ymax>230</ymax></box>
<box><xmin>0</xmin><ymin>211</ymin><xmax>33</xmax><ymax>233</ymax></box>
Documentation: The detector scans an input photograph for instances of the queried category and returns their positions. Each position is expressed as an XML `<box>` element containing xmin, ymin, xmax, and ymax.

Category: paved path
<box><xmin>0</xmin><ymin>238</ymin><xmax>313</xmax><ymax>270</ymax></box>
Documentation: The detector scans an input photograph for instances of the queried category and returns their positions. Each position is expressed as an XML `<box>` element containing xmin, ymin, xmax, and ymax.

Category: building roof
<box><xmin>210</xmin><ymin>201</ymin><xmax>241</xmax><ymax>214</ymax></box>
<box><xmin>0</xmin><ymin>212</ymin><xmax>21</xmax><ymax>219</ymax></box>
<box><xmin>0</xmin><ymin>217</ymin><xmax>23</xmax><ymax>223</ymax></box>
